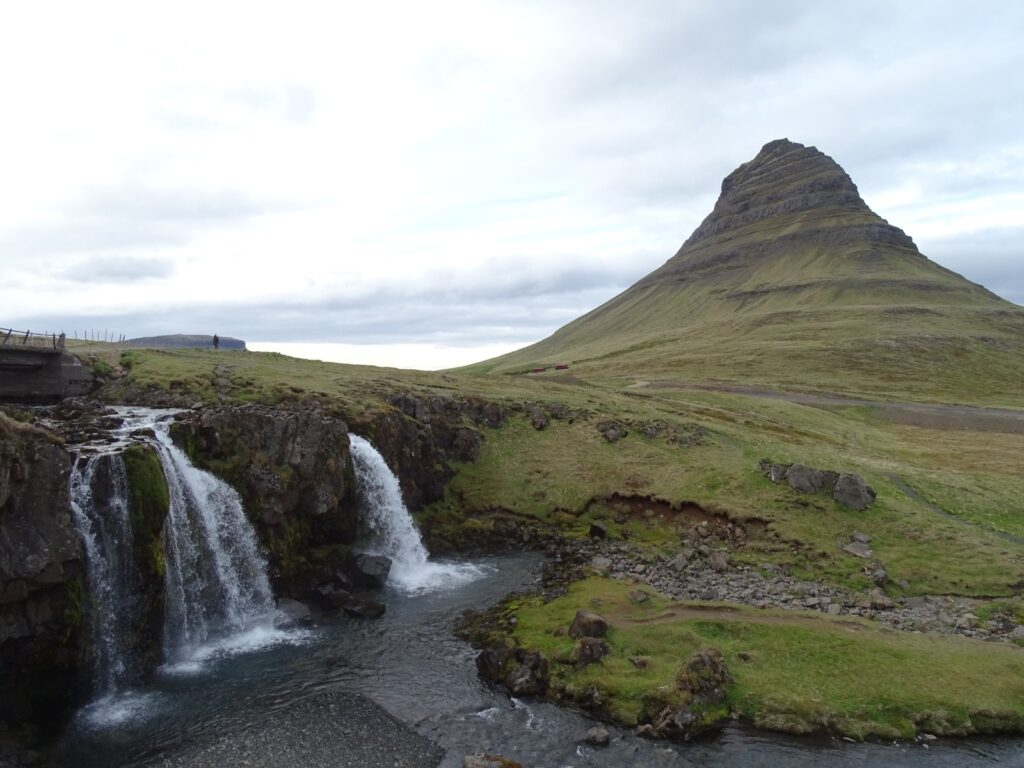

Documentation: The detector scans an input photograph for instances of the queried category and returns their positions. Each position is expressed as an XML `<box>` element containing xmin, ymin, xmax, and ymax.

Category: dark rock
<box><xmin>168</xmin><ymin>406</ymin><xmax>358</xmax><ymax>595</ymax></box>
<box><xmin>629</xmin><ymin>656</ymin><xmax>650</xmax><ymax>669</ymax></box>
<box><xmin>504</xmin><ymin>656</ymin><xmax>547</xmax><ymax>696</ymax></box>
<box><xmin>842</xmin><ymin>541</ymin><xmax>873</xmax><ymax>559</ymax></box>
<box><xmin>475</xmin><ymin>643</ymin><xmax>513</xmax><ymax>681</ymax></box>
<box><xmin>275</xmin><ymin>598</ymin><xmax>312</xmax><ymax>628</ymax></box>
<box><xmin>0</xmin><ymin>415</ymin><xmax>84</xmax><ymax>727</ymax></box>
<box><xmin>867</xmin><ymin>588</ymin><xmax>894</xmax><ymax>610</ymax></box>
<box><xmin>526</xmin><ymin>405</ymin><xmax>548</xmax><ymax>431</ymax></box>
<box><xmin>588</xmin><ymin>522</ymin><xmax>608</xmax><ymax>539</ymax></box>
<box><xmin>340</xmin><ymin>597</ymin><xmax>386</xmax><ymax>619</ymax></box>
<box><xmin>570</xmin><ymin>637</ymin><xmax>610</xmax><ymax>667</ymax></box>
<box><xmin>708</xmin><ymin>551</ymin><xmax>730</xmax><ymax>572</ymax></box>
<box><xmin>644</xmin><ymin>648</ymin><xmax>733</xmax><ymax>740</ymax></box>
<box><xmin>344</xmin><ymin>552</ymin><xmax>392</xmax><ymax>589</ymax></box>
<box><xmin>785</xmin><ymin>464</ymin><xmax>838</xmax><ymax>494</ymax></box>
<box><xmin>596</xmin><ymin>421</ymin><xmax>628</xmax><ymax>443</ymax></box>
<box><xmin>833</xmin><ymin>474</ymin><xmax>877</xmax><ymax>510</ymax></box>
<box><xmin>568</xmin><ymin>610</ymin><xmax>609</xmax><ymax>639</ymax></box>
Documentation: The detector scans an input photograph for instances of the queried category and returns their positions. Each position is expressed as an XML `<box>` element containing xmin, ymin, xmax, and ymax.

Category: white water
<box><xmin>147</xmin><ymin>416</ymin><xmax>279</xmax><ymax>663</ymax></box>
<box><xmin>348</xmin><ymin>433</ymin><xmax>485</xmax><ymax>592</ymax></box>
<box><xmin>69</xmin><ymin>451</ymin><xmax>136</xmax><ymax>695</ymax></box>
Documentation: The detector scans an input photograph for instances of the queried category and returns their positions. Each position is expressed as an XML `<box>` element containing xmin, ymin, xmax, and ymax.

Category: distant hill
<box><xmin>125</xmin><ymin>334</ymin><xmax>246</xmax><ymax>350</ymax></box>
<box><xmin>467</xmin><ymin>139</ymin><xmax>1024</xmax><ymax>404</ymax></box>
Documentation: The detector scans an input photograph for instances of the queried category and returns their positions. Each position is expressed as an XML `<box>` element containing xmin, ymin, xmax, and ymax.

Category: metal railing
<box><xmin>1</xmin><ymin>328</ymin><xmax>65</xmax><ymax>351</ymax></box>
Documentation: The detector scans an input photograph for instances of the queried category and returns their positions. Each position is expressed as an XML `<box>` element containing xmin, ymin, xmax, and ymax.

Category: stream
<box><xmin>59</xmin><ymin>553</ymin><xmax>1023</xmax><ymax>768</ymax></box>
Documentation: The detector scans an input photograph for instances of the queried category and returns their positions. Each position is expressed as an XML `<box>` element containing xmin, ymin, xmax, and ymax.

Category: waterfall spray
<box><xmin>348</xmin><ymin>433</ymin><xmax>483</xmax><ymax>592</ymax></box>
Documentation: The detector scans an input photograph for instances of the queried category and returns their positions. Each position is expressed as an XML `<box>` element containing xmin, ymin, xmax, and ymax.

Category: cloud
<box><xmin>920</xmin><ymin>227</ymin><xmax>1024</xmax><ymax>306</ymax></box>
<box><xmin>1</xmin><ymin>1</ymin><xmax>1022</xmax><ymax>362</ymax></box>
<box><xmin>62</xmin><ymin>254</ymin><xmax>176</xmax><ymax>283</ymax></box>
<box><xmin>1</xmin><ymin>185</ymin><xmax>282</xmax><ymax>256</ymax></box>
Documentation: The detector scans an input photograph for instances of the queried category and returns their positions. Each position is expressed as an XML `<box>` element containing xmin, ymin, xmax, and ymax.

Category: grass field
<box><xmin>505</xmin><ymin>577</ymin><xmax>1024</xmax><ymax>739</ymax></box>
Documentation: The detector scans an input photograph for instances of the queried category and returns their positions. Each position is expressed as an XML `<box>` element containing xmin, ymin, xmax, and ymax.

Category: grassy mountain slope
<box><xmin>467</xmin><ymin>140</ymin><xmax>1024</xmax><ymax>405</ymax></box>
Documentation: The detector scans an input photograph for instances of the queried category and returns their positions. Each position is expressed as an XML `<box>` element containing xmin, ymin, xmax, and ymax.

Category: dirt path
<box><xmin>629</xmin><ymin>380</ymin><xmax>1024</xmax><ymax>434</ymax></box>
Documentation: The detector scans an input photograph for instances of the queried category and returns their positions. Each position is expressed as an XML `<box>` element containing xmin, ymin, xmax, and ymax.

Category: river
<box><xmin>59</xmin><ymin>552</ymin><xmax>1023</xmax><ymax>768</ymax></box>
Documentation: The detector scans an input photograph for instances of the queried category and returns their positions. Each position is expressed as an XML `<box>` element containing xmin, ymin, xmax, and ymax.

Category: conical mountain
<box><xmin>471</xmin><ymin>139</ymin><xmax>1024</xmax><ymax>404</ymax></box>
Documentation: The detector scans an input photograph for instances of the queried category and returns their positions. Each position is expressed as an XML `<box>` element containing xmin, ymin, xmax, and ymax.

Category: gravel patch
<box><xmin>142</xmin><ymin>688</ymin><xmax>442</xmax><ymax>768</ymax></box>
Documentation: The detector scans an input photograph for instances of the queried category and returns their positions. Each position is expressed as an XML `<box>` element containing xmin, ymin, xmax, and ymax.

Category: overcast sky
<box><xmin>2</xmin><ymin>1</ymin><xmax>1022</xmax><ymax>369</ymax></box>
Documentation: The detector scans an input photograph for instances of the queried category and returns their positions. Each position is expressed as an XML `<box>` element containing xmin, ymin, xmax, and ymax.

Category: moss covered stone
<box><xmin>122</xmin><ymin>445</ymin><xmax>169</xmax><ymax>577</ymax></box>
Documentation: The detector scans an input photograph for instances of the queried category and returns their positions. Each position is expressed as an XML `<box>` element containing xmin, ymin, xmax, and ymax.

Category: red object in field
<box><xmin>531</xmin><ymin>367</ymin><xmax>547</xmax><ymax>373</ymax></box>
<box><xmin>555</xmin><ymin>364</ymin><xmax>570</xmax><ymax>370</ymax></box>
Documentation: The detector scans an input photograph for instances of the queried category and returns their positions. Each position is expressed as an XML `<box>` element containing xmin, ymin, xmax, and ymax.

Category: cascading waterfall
<box><xmin>69</xmin><ymin>451</ymin><xmax>138</xmax><ymax>695</ymax></box>
<box><xmin>349</xmin><ymin>433</ymin><xmax>483</xmax><ymax>592</ymax></box>
<box><xmin>149</xmin><ymin>417</ymin><xmax>276</xmax><ymax>663</ymax></box>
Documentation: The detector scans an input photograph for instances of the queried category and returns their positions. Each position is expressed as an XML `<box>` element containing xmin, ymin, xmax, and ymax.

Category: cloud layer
<box><xmin>1</xmin><ymin>1</ymin><xmax>1021</xmax><ymax>366</ymax></box>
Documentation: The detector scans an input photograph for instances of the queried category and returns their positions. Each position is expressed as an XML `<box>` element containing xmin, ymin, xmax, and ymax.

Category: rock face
<box><xmin>170</xmin><ymin>406</ymin><xmax>358</xmax><ymax>595</ymax></box>
<box><xmin>0</xmin><ymin>414</ymin><xmax>84</xmax><ymax>724</ymax></box>
<box><xmin>351</xmin><ymin>394</ymin><xmax>499</xmax><ymax>513</ymax></box>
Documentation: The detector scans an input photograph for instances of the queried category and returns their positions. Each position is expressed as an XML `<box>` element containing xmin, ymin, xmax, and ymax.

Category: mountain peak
<box><xmin>471</xmin><ymin>138</ymin><xmax>1024</xmax><ymax>402</ymax></box>
<box><xmin>681</xmin><ymin>138</ymin><xmax>883</xmax><ymax>252</ymax></box>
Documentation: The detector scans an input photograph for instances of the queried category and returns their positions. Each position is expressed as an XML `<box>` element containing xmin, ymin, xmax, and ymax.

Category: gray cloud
<box><xmin>921</xmin><ymin>228</ymin><xmax>1024</xmax><ymax>306</ymax></box>
<box><xmin>62</xmin><ymin>254</ymin><xmax>176</xmax><ymax>283</ymax></box>
<box><xmin>2</xmin><ymin>185</ymin><xmax>279</xmax><ymax>257</ymax></box>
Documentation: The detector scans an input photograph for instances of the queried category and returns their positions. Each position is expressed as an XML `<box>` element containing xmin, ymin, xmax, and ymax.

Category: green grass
<box><xmin>508</xmin><ymin>577</ymin><xmax>1024</xmax><ymax>739</ymax></box>
<box><xmin>75</xmin><ymin>343</ymin><xmax>1024</xmax><ymax>598</ymax></box>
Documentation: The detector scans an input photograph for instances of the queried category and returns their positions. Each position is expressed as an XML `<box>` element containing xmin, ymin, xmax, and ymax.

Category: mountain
<box><xmin>469</xmin><ymin>139</ymin><xmax>1024</xmax><ymax>404</ymax></box>
<box><xmin>125</xmin><ymin>334</ymin><xmax>247</xmax><ymax>350</ymax></box>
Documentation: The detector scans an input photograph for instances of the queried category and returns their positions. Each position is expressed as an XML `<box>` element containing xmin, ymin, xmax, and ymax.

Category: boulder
<box><xmin>340</xmin><ymin>596</ymin><xmax>387</xmax><ymax>619</ymax></box>
<box><xmin>842</xmin><ymin>541</ymin><xmax>873</xmax><ymax>559</ymax></box>
<box><xmin>570</xmin><ymin>637</ymin><xmax>610</xmax><ymax>667</ymax></box>
<box><xmin>785</xmin><ymin>464</ymin><xmax>838</xmax><ymax>494</ymax></box>
<box><xmin>568</xmin><ymin>610</ymin><xmax>609</xmax><ymax>639</ymax></box>
<box><xmin>274</xmin><ymin>598</ymin><xmax>312</xmax><ymax>628</ymax></box>
<box><xmin>344</xmin><ymin>552</ymin><xmax>392</xmax><ymax>589</ymax></box>
<box><xmin>526</xmin><ymin>405</ymin><xmax>548</xmax><ymax>431</ymax></box>
<box><xmin>1010</xmin><ymin>625</ymin><xmax>1024</xmax><ymax>642</ymax></box>
<box><xmin>596</xmin><ymin>421</ymin><xmax>628</xmax><ymax>443</ymax></box>
<box><xmin>588</xmin><ymin>522</ymin><xmax>608</xmax><ymax>540</ymax></box>
<box><xmin>589</xmin><ymin>555</ymin><xmax>613</xmax><ymax>573</ymax></box>
<box><xmin>867</xmin><ymin>588</ymin><xmax>894</xmax><ymax>610</ymax></box>
<box><xmin>584</xmin><ymin>726</ymin><xmax>610</xmax><ymax>746</ymax></box>
<box><xmin>833</xmin><ymin>474</ymin><xmax>876</xmax><ymax>511</ymax></box>
<box><xmin>708</xmin><ymin>551</ymin><xmax>730</xmax><ymax>573</ymax></box>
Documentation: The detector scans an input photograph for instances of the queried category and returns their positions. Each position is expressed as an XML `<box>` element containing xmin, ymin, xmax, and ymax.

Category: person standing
<box><xmin>213</xmin><ymin>334</ymin><xmax>220</xmax><ymax>350</ymax></box>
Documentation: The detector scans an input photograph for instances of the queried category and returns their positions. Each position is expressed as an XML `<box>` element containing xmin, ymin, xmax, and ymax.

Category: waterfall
<box><xmin>349</xmin><ymin>433</ymin><xmax>483</xmax><ymax>592</ymax></box>
<box><xmin>149</xmin><ymin>418</ymin><xmax>276</xmax><ymax>663</ymax></box>
<box><xmin>69</xmin><ymin>451</ymin><xmax>138</xmax><ymax>695</ymax></box>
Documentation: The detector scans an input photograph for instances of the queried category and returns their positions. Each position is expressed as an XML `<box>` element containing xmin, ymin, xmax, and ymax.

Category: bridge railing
<box><xmin>0</xmin><ymin>328</ymin><xmax>65</xmax><ymax>351</ymax></box>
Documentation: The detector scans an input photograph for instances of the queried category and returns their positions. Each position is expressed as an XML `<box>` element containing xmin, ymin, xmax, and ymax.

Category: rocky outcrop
<box><xmin>170</xmin><ymin>406</ymin><xmax>358</xmax><ymax>594</ymax></box>
<box><xmin>0</xmin><ymin>414</ymin><xmax>84</xmax><ymax>725</ymax></box>
<box><xmin>640</xmin><ymin>648</ymin><xmax>732</xmax><ymax>740</ymax></box>
<box><xmin>349</xmin><ymin>394</ymin><xmax>502</xmax><ymax>512</ymax></box>
<box><xmin>759</xmin><ymin>459</ymin><xmax>876</xmax><ymax>511</ymax></box>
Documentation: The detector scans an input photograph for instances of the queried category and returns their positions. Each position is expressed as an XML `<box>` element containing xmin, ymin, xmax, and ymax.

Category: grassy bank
<box><xmin>504</xmin><ymin>577</ymin><xmax>1024</xmax><ymax>739</ymax></box>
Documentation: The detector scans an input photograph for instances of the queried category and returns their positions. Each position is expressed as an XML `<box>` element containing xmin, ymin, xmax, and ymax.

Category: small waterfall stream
<box><xmin>69</xmin><ymin>407</ymin><xmax>291</xmax><ymax>726</ymax></box>
<box><xmin>69</xmin><ymin>451</ymin><xmax>138</xmax><ymax>695</ymax></box>
<box><xmin>349</xmin><ymin>433</ymin><xmax>483</xmax><ymax>592</ymax></box>
<box><xmin>151</xmin><ymin>419</ymin><xmax>275</xmax><ymax>663</ymax></box>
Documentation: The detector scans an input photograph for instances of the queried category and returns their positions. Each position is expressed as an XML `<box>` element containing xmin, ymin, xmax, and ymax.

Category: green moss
<box><xmin>122</xmin><ymin>445</ymin><xmax>170</xmax><ymax>577</ymax></box>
